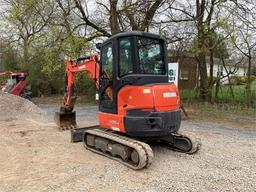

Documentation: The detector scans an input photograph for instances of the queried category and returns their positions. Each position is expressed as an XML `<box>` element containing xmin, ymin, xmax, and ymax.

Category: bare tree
<box><xmin>152</xmin><ymin>0</ymin><xmax>256</xmax><ymax>103</ymax></box>
<box><xmin>232</xmin><ymin>25</ymin><xmax>256</xmax><ymax>106</ymax></box>
<box><xmin>54</xmin><ymin>0</ymin><xmax>166</xmax><ymax>39</ymax></box>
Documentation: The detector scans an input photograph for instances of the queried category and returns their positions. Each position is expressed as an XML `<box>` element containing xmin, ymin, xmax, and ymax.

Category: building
<box><xmin>168</xmin><ymin>50</ymin><xmax>248</xmax><ymax>89</ymax></box>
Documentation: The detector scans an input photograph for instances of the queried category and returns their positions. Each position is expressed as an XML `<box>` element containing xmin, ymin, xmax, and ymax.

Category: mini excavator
<box><xmin>55</xmin><ymin>31</ymin><xmax>201</xmax><ymax>169</ymax></box>
<box><xmin>0</xmin><ymin>71</ymin><xmax>32</xmax><ymax>99</ymax></box>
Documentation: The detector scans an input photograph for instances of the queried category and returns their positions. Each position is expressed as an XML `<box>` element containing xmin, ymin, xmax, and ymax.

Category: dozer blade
<box><xmin>54</xmin><ymin>111</ymin><xmax>77</xmax><ymax>131</ymax></box>
<box><xmin>163</xmin><ymin>133</ymin><xmax>201</xmax><ymax>154</ymax></box>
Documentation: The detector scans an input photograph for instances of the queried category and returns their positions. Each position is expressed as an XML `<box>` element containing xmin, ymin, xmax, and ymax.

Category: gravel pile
<box><xmin>0</xmin><ymin>92</ymin><xmax>48</xmax><ymax>123</ymax></box>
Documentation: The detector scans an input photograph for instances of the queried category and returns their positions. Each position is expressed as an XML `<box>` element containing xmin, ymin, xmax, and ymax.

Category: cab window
<box><xmin>101</xmin><ymin>44</ymin><xmax>113</xmax><ymax>80</ymax></box>
<box><xmin>137</xmin><ymin>37</ymin><xmax>165</xmax><ymax>75</ymax></box>
<box><xmin>119</xmin><ymin>37</ymin><xmax>133</xmax><ymax>77</ymax></box>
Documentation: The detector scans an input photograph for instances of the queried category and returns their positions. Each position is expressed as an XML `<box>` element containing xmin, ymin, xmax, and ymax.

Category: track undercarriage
<box><xmin>71</xmin><ymin>126</ymin><xmax>201</xmax><ymax>170</ymax></box>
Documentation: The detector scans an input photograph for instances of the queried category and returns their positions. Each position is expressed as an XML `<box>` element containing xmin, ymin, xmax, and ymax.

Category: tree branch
<box><xmin>74</xmin><ymin>0</ymin><xmax>111</xmax><ymax>37</ymax></box>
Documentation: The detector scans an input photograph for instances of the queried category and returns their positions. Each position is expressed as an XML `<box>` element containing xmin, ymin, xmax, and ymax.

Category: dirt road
<box><xmin>0</xmin><ymin>104</ymin><xmax>255</xmax><ymax>192</ymax></box>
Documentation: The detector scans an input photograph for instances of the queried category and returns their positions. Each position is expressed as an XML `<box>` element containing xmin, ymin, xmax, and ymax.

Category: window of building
<box><xmin>180</xmin><ymin>68</ymin><xmax>189</xmax><ymax>80</ymax></box>
<box><xmin>217</xmin><ymin>65</ymin><xmax>223</xmax><ymax>76</ymax></box>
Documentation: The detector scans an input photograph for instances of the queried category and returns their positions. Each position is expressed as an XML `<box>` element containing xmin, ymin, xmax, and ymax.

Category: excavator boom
<box><xmin>55</xmin><ymin>54</ymin><xmax>103</xmax><ymax>129</ymax></box>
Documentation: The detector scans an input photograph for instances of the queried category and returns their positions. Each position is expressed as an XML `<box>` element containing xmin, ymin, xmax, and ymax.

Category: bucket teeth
<box><xmin>54</xmin><ymin>111</ymin><xmax>77</xmax><ymax>131</ymax></box>
<box><xmin>59</xmin><ymin>125</ymin><xmax>76</xmax><ymax>131</ymax></box>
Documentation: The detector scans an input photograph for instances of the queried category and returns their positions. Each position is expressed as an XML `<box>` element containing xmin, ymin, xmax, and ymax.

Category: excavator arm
<box><xmin>62</xmin><ymin>54</ymin><xmax>100</xmax><ymax>111</ymax></box>
<box><xmin>55</xmin><ymin>53</ymin><xmax>112</xmax><ymax>130</ymax></box>
<box><xmin>55</xmin><ymin>54</ymin><xmax>100</xmax><ymax>129</ymax></box>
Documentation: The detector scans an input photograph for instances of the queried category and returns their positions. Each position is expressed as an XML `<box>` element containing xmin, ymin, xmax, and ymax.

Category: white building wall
<box><xmin>206</xmin><ymin>63</ymin><xmax>247</xmax><ymax>84</ymax></box>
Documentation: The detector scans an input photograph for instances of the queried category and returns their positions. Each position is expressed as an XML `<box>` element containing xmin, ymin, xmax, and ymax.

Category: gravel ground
<box><xmin>0</xmin><ymin>103</ymin><xmax>255</xmax><ymax>192</ymax></box>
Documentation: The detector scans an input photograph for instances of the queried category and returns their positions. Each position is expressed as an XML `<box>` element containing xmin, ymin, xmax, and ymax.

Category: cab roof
<box><xmin>102</xmin><ymin>31</ymin><xmax>165</xmax><ymax>45</ymax></box>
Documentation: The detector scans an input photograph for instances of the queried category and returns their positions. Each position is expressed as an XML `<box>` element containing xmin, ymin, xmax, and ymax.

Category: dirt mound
<box><xmin>0</xmin><ymin>92</ymin><xmax>48</xmax><ymax>123</ymax></box>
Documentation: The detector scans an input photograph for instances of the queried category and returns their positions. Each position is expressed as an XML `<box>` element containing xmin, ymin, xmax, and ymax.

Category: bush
<box><xmin>230</xmin><ymin>75</ymin><xmax>256</xmax><ymax>85</ymax></box>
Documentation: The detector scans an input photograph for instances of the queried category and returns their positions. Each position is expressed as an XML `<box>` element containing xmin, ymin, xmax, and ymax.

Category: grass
<box><xmin>180</xmin><ymin>81</ymin><xmax>256</xmax><ymax>107</ymax></box>
<box><xmin>180</xmin><ymin>81</ymin><xmax>256</xmax><ymax>128</ymax></box>
<box><xmin>183</xmin><ymin>102</ymin><xmax>256</xmax><ymax>128</ymax></box>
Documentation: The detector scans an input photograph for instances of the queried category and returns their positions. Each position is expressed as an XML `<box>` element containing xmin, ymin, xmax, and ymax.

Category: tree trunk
<box><xmin>208</xmin><ymin>50</ymin><xmax>214</xmax><ymax>102</ymax></box>
<box><xmin>215</xmin><ymin>76</ymin><xmax>220</xmax><ymax>101</ymax></box>
<box><xmin>196</xmin><ymin>0</ymin><xmax>208</xmax><ymax>100</ymax></box>
<box><xmin>224</xmin><ymin>67</ymin><xmax>235</xmax><ymax>101</ymax></box>
<box><xmin>197</xmin><ymin>29</ymin><xmax>208</xmax><ymax>100</ymax></box>
<box><xmin>246</xmin><ymin>55</ymin><xmax>252</xmax><ymax>106</ymax></box>
<box><xmin>109</xmin><ymin>0</ymin><xmax>121</xmax><ymax>34</ymax></box>
<box><xmin>198</xmin><ymin>53</ymin><xmax>208</xmax><ymax>100</ymax></box>
<box><xmin>227</xmin><ymin>77</ymin><xmax>235</xmax><ymax>101</ymax></box>
<box><xmin>23</xmin><ymin>39</ymin><xmax>29</xmax><ymax>70</ymax></box>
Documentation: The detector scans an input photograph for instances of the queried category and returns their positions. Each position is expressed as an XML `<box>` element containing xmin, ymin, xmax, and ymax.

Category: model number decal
<box><xmin>163</xmin><ymin>92</ymin><xmax>176</xmax><ymax>98</ymax></box>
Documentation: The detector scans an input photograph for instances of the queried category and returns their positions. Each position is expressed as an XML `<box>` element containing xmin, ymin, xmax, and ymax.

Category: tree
<box><xmin>55</xmin><ymin>0</ymin><xmax>166</xmax><ymax>39</ymax></box>
<box><xmin>232</xmin><ymin>25</ymin><xmax>256</xmax><ymax>106</ymax></box>
<box><xmin>153</xmin><ymin>0</ymin><xmax>256</xmax><ymax>102</ymax></box>
<box><xmin>4</xmin><ymin>0</ymin><xmax>56</xmax><ymax>69</ymax></box>
<box><xmin>0</xmin><ymin>38</ymin><xmax>20</xmax><ymax>71</ymax></box>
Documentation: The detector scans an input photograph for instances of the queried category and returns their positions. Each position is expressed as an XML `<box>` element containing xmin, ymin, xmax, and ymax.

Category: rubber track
<box><xmin>84</xmin><ymin>129</ymin><xmax>154</xmax><ymax>170</ymax></box>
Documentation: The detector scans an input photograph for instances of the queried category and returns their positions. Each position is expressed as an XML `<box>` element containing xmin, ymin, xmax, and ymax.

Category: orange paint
<box><xmin>87</xmin><ymin>83</ymin><xmax>180</xmax><ymax>134</ymax></box>
<box><xmin>98</xmin><ymin>112</ymin><xmax>125</xmax><ymax>132</ymax></box>
<box><xmin>117</xmin><ymin>84</ymin><xmax>180</xmax><ymax>116</ymax></box>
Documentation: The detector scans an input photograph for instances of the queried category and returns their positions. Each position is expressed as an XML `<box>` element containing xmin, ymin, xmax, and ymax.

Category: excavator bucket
<box><xmin>54</xmin><ymin>111</ymin><xmax>77</xmax><ymax>130</ymax></box>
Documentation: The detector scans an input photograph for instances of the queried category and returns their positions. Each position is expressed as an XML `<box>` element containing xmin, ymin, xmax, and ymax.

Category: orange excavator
<box><xmin>0</xmin><ymin>71</ymin><xmax>32</xmax><ymax>99</ymax></box>
<box><xmin>55</xmin><ymin>31</ymin><xmax>201</xmax><ymax>169</ymax></box>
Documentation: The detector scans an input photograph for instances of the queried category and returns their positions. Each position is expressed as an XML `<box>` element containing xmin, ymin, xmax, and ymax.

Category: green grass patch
<box><xmin>214</xmin><ymin>84</ymin><xmax>246</xmax><ymax>103</ymax></box>
<box><xmin>183</xmin><ymin>102</ymin><xmax>256</xmax><ymax>128</ymax></box>
<box><xmin>180</xmin><ymin>89</ymin><xmax>198</xmax><ymax>101</ymax></box>
<box><xmin>180</xmin><ymin>80</ymin><xmax>256</xmax><ymax>107</ymax></box>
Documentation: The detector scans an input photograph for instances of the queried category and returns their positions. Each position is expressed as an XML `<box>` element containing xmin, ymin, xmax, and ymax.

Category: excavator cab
<box><xmin>98</xmin><ymin>32</ymin><xmax>169</xmax><ymax>114</ymax></box>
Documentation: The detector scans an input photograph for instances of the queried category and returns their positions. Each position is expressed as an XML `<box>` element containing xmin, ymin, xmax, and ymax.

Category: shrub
<box><xmin>230</xmin><ymin>75</ymin><xmax>256</xmax><ymax>85</ymax></box>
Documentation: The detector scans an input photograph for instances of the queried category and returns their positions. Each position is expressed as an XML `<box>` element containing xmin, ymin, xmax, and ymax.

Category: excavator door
<box><xmin>98</xmin><ymin>43</ymin><xmax>115</xmax><ymax>113</ymax></box>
